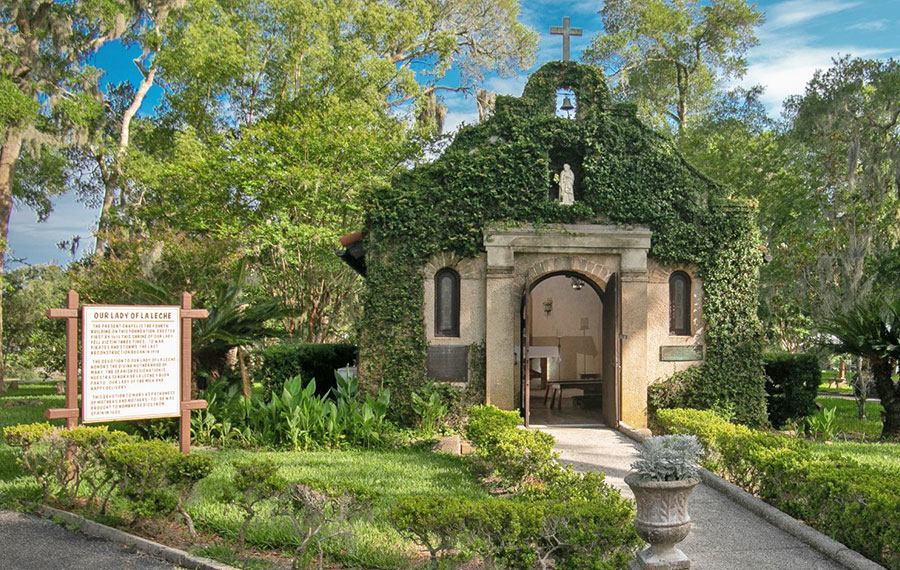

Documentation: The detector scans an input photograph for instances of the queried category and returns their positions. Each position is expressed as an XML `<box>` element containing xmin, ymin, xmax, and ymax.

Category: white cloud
<box><xmin>765</xmin><ymin>0</ymin><xmax>860</xmax><ymax>30</ymax></box>
<box><xmin>485</xmin><ymin>75</ymin><xmax>528</xmax><ymax>96</ymax></box>
<box><xmin>741</xmin><ymin>42</ymin><xmax>893</xmax><ymax>114</ymax></box>
<box><xmin>443</xmin><ymin>110</ymin><xmax>480</xmax><ymax>135</ymax></box>
<box><xmin>848</xmin><ymin>19</ymin><xmax>888</xmax><ymax>30</ymax></box>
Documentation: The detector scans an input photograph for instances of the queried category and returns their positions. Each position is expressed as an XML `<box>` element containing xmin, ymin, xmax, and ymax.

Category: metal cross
<box><xmin>550</xmin><ymin>17</ymin><xmax>582</xmax><ymax>62</ymax></box>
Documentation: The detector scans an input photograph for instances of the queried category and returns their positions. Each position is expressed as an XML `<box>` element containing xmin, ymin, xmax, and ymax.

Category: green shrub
<box><xmin>763</xmin><ymin>353</ymin><xmax>821</xmax><ymax>428</ymax></box>
<box><xmin>390</xmin><ymin>496</ymin><xmax>473</xmax><ymax>568</ymax></box>
<box><xmin>656</xmin><ymin>408</ymin><xmax>900</xmax><ymax>569</ymax></box>
<box><xmin>258</xmin><ymin>342</ymin><xmax>357</xmax><ymax>398</ymax></box>
<box><xmin>390</xmin><ymin>492</ymin><xmax>639</xmax><ymax>570</ymax></box>
<box><xmin>4</xmin><ymin>424</ymin><xmax>133</xmax><ymax>509</ymax></box>
<box><xmin>168</xmin><ymin>453</ymin><xmax>214</xmax><ymax>540</ymax></box>
<box><xmin>275</xmin><ymin>482</ymin><xmax>363</xmax><ymax>570</ymax></box>
<box><xmin>647</xmin><ymin>367</ymin><xmax>703</xmax><ymax>414</ymax></box>
<box><xmin>219</xmin><ymin>459</ymin><xmax>287</xmax><ymax>549</ymax></box>
<box><xmin>463</xmin><ymin>405</ymin><xmax>522</xmax><ymax>449</ymax></box>
<box><xmin>463</xmin><ymin>405</ymin><xmax>557</xmax><ymax>489</ymax></box>
<box><xmin>105</xmin><ymin>439</ymin><xmax>181</xmax><ymax>520</ymax></box>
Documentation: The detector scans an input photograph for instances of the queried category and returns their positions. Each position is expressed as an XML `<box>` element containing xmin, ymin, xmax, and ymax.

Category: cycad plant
<box><xmin>131</xmin><ymin>260</ymin><xmax>285</xmax><ymax>395</ymax></box>
<box><xmin>820</xmin><ymin>297</ymin><xmax>900</xmax><ymax>439</ymax></box>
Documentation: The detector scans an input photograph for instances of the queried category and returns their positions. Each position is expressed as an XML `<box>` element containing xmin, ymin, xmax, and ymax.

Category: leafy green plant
<box><xmin>198</xmin><ymin>372</ymin><xmax>392</xmax><ymax>451</ymax></box>
<box><xmin>631</xmin><ymin>435</ymin><xmax>703</xmax><ymax>482</ymax></box>
<box><xmin>805</xmin><ymin>406</ymin><xmax>838</xmax><ymax>441</ymax></box>
<box><xmin>411</xmin><ymin>383</ymin><xmax>448</xmax><ymax>435</ymax></box>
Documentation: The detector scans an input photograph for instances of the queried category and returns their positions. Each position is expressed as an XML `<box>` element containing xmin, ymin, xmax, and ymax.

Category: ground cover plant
<box><xmin>656</xmin><ymin>408</ymin><xmax>900</xmax><ymax>569</ymax></box>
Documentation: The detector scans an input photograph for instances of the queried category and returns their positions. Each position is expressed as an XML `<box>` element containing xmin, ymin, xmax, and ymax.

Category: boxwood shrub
<box><xmin>763</xmin><ymin>353</ymin><xmax>821</xmax><ymax>428</ymax></box>
<box><xmin>656</xmin><ymin>408</ymin><xmax>900</xmax><ymax>569</ymax></box>
<box><xmin>258</xmin><ymin>342</ymin><xmax>357</xmax><ymax>397</ymax></box>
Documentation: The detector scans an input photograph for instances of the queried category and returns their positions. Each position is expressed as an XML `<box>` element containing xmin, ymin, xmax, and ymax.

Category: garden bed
<box><xmin>2</xmin><ymin>388</ymin><xmax>640</xmax><ymax>569</ymax></box>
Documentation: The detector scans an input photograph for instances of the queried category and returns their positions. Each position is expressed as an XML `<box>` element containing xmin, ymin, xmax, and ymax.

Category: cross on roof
<box><xmin>550</xmin><ymin>17</ymin><xmax>582</xmax><ymax>62</ymax></box>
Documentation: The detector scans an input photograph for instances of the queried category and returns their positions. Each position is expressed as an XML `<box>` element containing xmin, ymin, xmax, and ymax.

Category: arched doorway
<box><xmin>521</xmin><ymin>270</ymin><xmax>620</xmax><ymax>427</ymax></box>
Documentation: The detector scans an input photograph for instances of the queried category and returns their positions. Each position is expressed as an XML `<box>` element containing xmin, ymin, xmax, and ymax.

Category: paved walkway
<box><xmin>0</xmin><ymin>510</ymin><xmax>179</xmax><ymax>570</ymax></box>
<box><xmin>542</xmin><ymin>426</ymin><xmax>851</xmax><ymax>570</ymax></box>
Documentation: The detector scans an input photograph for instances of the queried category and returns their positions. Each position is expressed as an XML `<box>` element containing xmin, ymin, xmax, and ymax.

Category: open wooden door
<box><xmin>520</xmin><ymin>281</ymin><xmax>531</xmax><ymax>427</ymax></box>
<box><xmin>601</xmin><ymin>274</ymin><xmax>620</xmax><ymax>427</ymax></box>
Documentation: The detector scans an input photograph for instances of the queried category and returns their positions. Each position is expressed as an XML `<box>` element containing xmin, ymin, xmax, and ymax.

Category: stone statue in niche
<box><xmin>558</xmin><ymin>164</ymin><xmax>575</xmax><ymax>205</ymax></box>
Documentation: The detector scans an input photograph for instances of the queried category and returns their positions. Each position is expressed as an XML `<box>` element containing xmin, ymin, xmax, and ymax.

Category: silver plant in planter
<box><xmin>626</xmin><ymin>435</ymin><xmax>703</xmax><ymax>570</ymax></box>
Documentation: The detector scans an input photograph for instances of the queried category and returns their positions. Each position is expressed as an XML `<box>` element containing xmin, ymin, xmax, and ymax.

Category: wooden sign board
<box><xmin>46</xmin><ymin>291</ymin><xmax>209</xmax><ymax>453</ymax></box>
<box><xmin>82</xmin><ymin>306</ymin><xmax>181</xmax><ymax>423</ymax></box>
<box><xmin>659</xmin><ymin>345</ymin><xmax>704</xmax><ymax>362</ymax></box>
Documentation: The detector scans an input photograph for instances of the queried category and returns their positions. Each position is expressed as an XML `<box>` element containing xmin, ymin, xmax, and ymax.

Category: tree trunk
<box><xmin>0</xmin><ymin>130</ymin><xmax>25</xmax><ymax>396</ymax></box>
<box><xmin>871</xmin><ymin>357</ymin><xmax>900</xmax><ymax>439</ymax></box>
<box><xmin>238</xmin><ymin>346</ymin><xmax>251</xmax><ymax>399</ymax></box>
<box><xmin>95</xmin><ymin>60</ymin><xmax>157</xmax><ymax>253</ymax></box>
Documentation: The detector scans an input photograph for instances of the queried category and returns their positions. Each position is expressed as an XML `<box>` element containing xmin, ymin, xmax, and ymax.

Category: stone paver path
<box><xmin>542</xmin><ymin>426</ymin><xmax>850</xmax><ymax>570</ymax></box>
<box><xmin>0</xmin><ymin>510</ymin><xmax>178</xmax><ymax>570</ymax></box>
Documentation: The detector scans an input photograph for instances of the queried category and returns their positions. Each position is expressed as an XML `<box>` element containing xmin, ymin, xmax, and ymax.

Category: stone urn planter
<box><xmin>626</xmin><ymin>435</ymin><xmax>703</xmax><ymax>570</ymax></box>
<box><xmin>625</xmin><ymin>473</ymin><xmax>698</xmax><ymax>570</ymax></box>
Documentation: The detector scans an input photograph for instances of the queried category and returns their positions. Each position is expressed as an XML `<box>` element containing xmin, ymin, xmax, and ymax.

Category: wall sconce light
<box><xmin>543</xmin><ymin>299</ymin><xmax>553</xmax><ymax>315</ymax></box>
<box><xmin>571</xmin><ymin>276</ymin><xmax>585</xmax><ymax>290</ymax></box>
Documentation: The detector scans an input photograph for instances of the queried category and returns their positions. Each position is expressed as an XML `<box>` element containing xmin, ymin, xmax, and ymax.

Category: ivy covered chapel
<box><xmin>339</xmin><ymin>60</ymin><xmax>768</xmax><ymax>429</ymax></box>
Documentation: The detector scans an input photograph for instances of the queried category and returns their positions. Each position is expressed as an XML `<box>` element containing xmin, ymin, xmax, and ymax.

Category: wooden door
<box><xmin>601</xmin><ymin>274</ymin><xmax>620</xmax><ymax>427</ymax></box>
<box><xmin>521</xmin><ymin>281</ymin><xmax>531</xmax><ymax>427</ymax></box>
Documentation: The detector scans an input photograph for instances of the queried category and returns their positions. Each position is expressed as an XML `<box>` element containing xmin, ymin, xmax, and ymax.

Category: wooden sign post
<box><xmin>45</xmin><ymin>290</ymin><xmax>209</xmax><ymax>454</ymax></box>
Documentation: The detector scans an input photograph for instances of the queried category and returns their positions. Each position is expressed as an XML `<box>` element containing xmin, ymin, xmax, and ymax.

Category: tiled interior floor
<box><xmin>527</xmin><ymin>394</ymin><xmax>604</xmax><ymax>426</ymax></box>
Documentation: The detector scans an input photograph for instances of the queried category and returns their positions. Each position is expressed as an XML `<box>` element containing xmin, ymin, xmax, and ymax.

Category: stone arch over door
<box><xmin>483</xmin><ymin>224</ymin><xmax>652</xmax><ymax>428</ymax></box>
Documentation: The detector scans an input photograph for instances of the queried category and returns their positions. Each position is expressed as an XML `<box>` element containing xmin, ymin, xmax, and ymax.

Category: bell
<box><xmin>560</xmin><ymin>95</ymin><xmax>575</xmax><ymax>113</ymax></box>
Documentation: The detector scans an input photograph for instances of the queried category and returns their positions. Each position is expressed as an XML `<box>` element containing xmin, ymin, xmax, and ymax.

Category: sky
<box><xmin>8</xmin><ymin>0</ymin><xmax>900</xmax><ymax>268</ymax></box>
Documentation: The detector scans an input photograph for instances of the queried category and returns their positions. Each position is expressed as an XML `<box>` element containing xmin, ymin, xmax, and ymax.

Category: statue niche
<box><xmin>549</xmin><ymin>153</ymin><xmax>584</xmax><ymax>203</ymax></box>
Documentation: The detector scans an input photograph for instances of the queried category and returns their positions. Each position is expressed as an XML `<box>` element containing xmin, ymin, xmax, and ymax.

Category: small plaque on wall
<box><xmin>660</xmin><ymin>345</ymin><xmax>704</xmax><ymax>362</ymax></box>
<box><xmin>427</xmin><ymin>345</ymin><xmax>469</xmax><ymax>382</ymax></box>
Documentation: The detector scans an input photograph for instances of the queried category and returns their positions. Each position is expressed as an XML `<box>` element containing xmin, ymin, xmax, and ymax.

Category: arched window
<box><xmin>435</xmin><ymin>268</ymin><xmax>460</xmax><ymax>337</ymax></box>
<box><xmin>669</xmin><ymin>271</ymin><xmax>691</xmax><ymax>336</ymax></box>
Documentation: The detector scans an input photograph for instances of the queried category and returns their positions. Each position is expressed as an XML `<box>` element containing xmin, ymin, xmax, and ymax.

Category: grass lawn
<box><xmin>815</xmin><ymin>395</ymin><xmax>883</xmax><ymax>440</ymax></box>
<box><xmin>191</xmin><ymin>448</ymin><xmax>488</xmax><ymax>568</ymax></box>
<box><xmin>0</xmin><ymin>382</ymin><xmax>488</xmax><ymax>569</ymax></box>
<box><xmin>809</xmin><ymin>439</ymin><xmax>900</xmax><ymax>473</ymax></box>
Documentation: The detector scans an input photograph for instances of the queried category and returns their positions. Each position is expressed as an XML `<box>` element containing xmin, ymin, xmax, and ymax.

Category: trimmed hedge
<box><xmin>257</xmin><ymin>342</ymin><xmax>357</xmax><ymax>397</ymax></box>
<box><xmin>656</xmin><ymin>408</ymin><xmax>900</xmax><ymax>569</ymax></box>
<box><xmin>392</xmin><ymin>405</ymin><xmax>640</xmax><ymax>569</ymax></box>
<box><xmin>763</xmin><ymin>353</ymin><xmax>821</xmax><ymax>428</ymax></box>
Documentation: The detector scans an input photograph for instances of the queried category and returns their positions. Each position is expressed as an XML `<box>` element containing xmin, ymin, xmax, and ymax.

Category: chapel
<box><xmin>338</xmin><ymin>59</ymin><xmax>766</xmax><ymax>429</ymax></box>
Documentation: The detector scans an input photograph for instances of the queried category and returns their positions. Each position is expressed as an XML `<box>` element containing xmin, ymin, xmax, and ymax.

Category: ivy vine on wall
<box><xmin>359</xmin><ymin>61</ymin><xmax>768</xmax><ymax>426</ymax></box>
